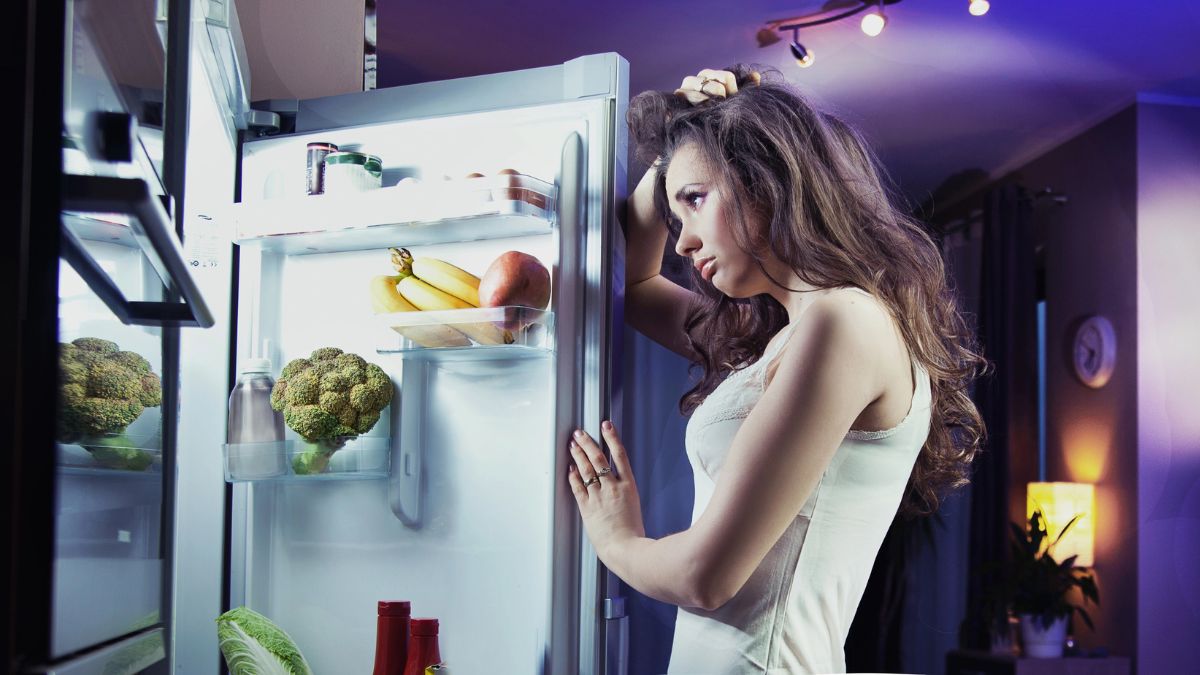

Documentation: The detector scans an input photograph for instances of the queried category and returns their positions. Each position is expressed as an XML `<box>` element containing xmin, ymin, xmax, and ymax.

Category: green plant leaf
<box><xmin>1051</xmin><ymin>513</ymin><xmax>1082</xmax><ymax>549</ymax></box>
<box><xmin>1075</xmin><ymin>605</ymin><xmax>1094</xmax><ymax>630</ymax></box>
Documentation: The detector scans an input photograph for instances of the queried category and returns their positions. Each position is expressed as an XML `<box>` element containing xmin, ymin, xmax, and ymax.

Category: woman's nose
<box><xmin>675</xmin><ymin>223</ymin><xmax>699</xmax><ymax>258</ymax></box>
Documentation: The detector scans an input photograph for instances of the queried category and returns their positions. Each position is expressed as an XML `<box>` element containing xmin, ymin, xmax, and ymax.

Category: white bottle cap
<box><xmin>242</xmin><ymin>357</ymin><xmax>272</xmax><ymax>374</ymax></box>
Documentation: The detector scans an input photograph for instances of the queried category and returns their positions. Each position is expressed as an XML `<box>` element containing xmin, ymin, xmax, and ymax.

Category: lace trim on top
<box><xmin>689</xmin><ymin>323</ymin><xmax>800</xmax><ymax>431</ymax></box>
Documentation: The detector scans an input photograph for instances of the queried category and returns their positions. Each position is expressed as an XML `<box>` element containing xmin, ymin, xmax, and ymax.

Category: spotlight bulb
<box><xmin>969</xmin><ymin>0</ymin><xmax>990</xmax><ymax>16</ymax></box>
<box><xmin>861</xmin><ymin>12</ymin><xmax>886</xmax><ymax>37</ymax></box>
<box><xmin>789</xmin><ymin>41</ymin><xmax>815</xmax><ymax>68</ymax></box>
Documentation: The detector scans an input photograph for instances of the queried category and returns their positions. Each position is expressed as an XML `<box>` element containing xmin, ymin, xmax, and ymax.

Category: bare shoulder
<box><xmin>795</xmin><ymin>288</ymin><xmax>896</xmax><ymax>353</ymax></box>
<box><xmin>765</xmin><ymin>288</ymin><xmax>900</xmax><ymax>392</ymax></box>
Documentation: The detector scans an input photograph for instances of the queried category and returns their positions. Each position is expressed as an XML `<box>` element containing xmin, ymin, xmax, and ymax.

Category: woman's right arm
<box><xmin>624</xmin><ymin>163</ymin><xmax>699</xmax><ymax>359</ymax></box>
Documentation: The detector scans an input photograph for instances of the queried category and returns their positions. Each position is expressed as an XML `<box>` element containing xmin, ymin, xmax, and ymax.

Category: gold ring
<box><xmin>584</xmin><ymin>476</ymin><xmax>601</xmax><ymax>487</ymax></box>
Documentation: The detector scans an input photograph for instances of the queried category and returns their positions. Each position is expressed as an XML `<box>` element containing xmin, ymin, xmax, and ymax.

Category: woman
<box><xmin>567</xmin><ymin>66</ymin><xmax>987</xmax><ymax>673</ymax></box>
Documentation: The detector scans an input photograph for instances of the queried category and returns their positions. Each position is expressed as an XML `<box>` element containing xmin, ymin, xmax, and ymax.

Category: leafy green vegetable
<box><xmin>216</xmin><ymin>607</ymin><xmax>313</xmax><ymax>675</ymax></box>
<box><xmin>102</xmin><ymin>631</ymin><xmax>164</xmax><ymax>675</ymax></box>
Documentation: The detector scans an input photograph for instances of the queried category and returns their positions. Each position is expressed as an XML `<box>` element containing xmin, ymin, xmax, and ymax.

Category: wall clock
<box><xmin>1072</xmin><ymin>315</ymin><xmax>1117</xmax><ymax>388</ymax></box>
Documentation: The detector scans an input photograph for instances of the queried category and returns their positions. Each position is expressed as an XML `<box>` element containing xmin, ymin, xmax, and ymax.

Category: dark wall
<box><xmin>1008</xmin><ymin>106</ymin><xmax>1139</xmax><ymax>660</ymax></box>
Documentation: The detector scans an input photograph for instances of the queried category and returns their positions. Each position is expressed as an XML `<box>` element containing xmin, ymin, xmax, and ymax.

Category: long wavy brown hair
<box><xmin>627</xmin><ymin>65</ymin><xmax>990</xmax><ymax>516</ymax></box>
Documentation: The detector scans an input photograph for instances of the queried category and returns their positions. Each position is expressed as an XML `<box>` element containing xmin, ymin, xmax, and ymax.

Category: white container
<box><xmin>1019</xmin><ymin>614</ymin><xmax>1068</xmax><ymax>658</ymax></box>
<box><xmin>323</xmin><ymin>151</ymin><xmax>382</xmax><ymax>193</ymax></box>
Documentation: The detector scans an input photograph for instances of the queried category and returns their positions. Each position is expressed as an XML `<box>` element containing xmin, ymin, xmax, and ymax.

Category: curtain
<box><xmin>959</xmin><ymin>183</ymin><xmax>1039</xmax><ymax>650</ymax></box>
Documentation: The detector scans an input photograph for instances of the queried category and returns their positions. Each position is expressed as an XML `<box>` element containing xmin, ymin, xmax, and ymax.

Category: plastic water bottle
<box><xmin>226</xmin><ymin>358</ymin><xmax>285</xmax><ymax>478</ymax></box>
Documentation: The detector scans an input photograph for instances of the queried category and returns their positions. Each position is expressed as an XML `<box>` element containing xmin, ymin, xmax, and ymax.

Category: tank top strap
<box><xmin>763</xmin><ymin>320</ymin><xmax>802</xmax><ymax>362</ymax></box>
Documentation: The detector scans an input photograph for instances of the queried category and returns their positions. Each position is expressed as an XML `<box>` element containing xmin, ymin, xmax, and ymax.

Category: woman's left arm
<box><xmin>568</xmin><ymin>298</ymin><xmax>883</xmax><ymax>610</ymax></box>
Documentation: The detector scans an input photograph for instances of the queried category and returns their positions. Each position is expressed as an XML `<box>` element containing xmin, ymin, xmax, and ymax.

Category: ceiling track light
<box><xmin>762</xmin><ymin>0</ymin><xmax>903</xmax><ymax>67</ymax></box>
<box><xmin>787</xmin><ymin>29</ymin><xmax>815</xmax><ymax>68</ymax></box>
<box><xmin>759</xmin><ymin>0</ymin><xmax>994</xmax><ymax>67</ymax></box>
<box><xmin>861</xmin><ymin>0</ymin><xmax>887</xmax><ymax>37</ymax></box>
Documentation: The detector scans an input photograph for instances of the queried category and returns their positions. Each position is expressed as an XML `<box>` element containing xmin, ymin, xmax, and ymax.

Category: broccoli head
<box><xmin>58</xmin><ymin>338</ymin><xmax>162</xmax><ymax>442</ymax></box>
<box><xmin>270</xmin><ymin>347</ymin><xmax>392</xmax><ymax>443</ymax></box>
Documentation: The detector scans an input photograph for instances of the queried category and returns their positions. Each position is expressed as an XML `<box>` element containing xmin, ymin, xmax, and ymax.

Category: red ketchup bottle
<box><xmin>402</xmin><ymin>618</ymin><xmax>442</xmax><ymax>675</ymax></box>
<box><xmin>372</xmin><ymin>601</ymin><xmax>411</xmax><ymax>675</ymax></box>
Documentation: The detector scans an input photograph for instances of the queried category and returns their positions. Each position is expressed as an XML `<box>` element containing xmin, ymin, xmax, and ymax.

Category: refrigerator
<box><xmin>10</xmin><ymin>0</ymin><xmax>630</xmax><ymax>672</ymax></box>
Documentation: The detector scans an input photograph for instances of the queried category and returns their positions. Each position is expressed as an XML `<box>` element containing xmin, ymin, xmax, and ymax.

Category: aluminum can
<box><xmin>306</xmin><ymin>141</ymin><xmax>339</xmax><ymax>195</ymax></box>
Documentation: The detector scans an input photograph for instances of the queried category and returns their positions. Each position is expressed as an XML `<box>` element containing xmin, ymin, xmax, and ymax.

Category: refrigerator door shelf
<box><xmin>235</xmin><ymin>172</ymin><xmax>557</xmax><ymax>256</ymax></box>
<box><xmin>60</xmin><ymin>174</ymin><xmax>215</xmax><ymax>327</ymax></box>
<box><xmin>62</xmin><ymin>211</ymin><xmax>138</xmax><ymax>248</ymax></box>
<box><xmin>42</xmin><ymin>627</ymin><xmax>166</xmax><ymax>675</ymax></box>
<box><xmin>223</xmin><ymin>436</ymin><xmax>391</xmax><ymax>482</ymax></box>
<box><xmin>376</xmin><ymin>306</ymin><xmax>554</xmax><ymax>357</ymax></box>
<box><xmin>57</xmin><ymin>441</ymin><xmax>162</xmax><ymax>476</ymax></box>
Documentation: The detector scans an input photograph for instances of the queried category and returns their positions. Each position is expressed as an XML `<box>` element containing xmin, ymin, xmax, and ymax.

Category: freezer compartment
<box><xmin>376</xmin><ymin>306</ymin><xmax>554</xmax><ymax>356</ymax></box>
<box><xmin>234</xmin><ymin>172</ymin><xmax>556</xmax><ymax>255</ymax></box>
<box><xmin>224</xmin><ymin>436</ymin><xmax>391</xmax><ymax>482</ymax></box>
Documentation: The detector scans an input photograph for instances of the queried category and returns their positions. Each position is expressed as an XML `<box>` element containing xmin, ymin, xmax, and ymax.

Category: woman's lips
<box><xmin>696</xmin><ymin>257</ymin><xmax>716</xmax><ymax>282</ymax></box>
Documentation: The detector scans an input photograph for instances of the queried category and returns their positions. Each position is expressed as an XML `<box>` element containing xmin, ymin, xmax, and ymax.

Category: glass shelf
<box><xmin>223</xmin><ymin>437</ymin><xmax>390</xmax><ymax>482</ymax></box>
<box><xmin>376</xmin><ymin>306</ymin><xmax>554</xmax><ymax>359</ymax></box>
<box><xmin>235</xmin><ymin>173</ymin><xmax>556</xmax><ymax>255</ymax></box>
<box><xmin>57</xmin><ymin>433</ymin><xmax>162</xmax><ymax>476</ymax></box>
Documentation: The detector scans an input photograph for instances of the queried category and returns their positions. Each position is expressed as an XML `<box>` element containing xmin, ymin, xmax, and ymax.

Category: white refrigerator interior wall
<box><xmin>229</xmin><ymin>105</ymin><xmax>593</xmax><ymax>672</ymax></box>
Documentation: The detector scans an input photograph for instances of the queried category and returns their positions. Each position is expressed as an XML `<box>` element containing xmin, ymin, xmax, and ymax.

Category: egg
<box><xmin>493</xmin><ymin>168</ymin><xmax>522</xmax><ymax>202</ymax></box>
<box><xmin>465</xmin><ymin>171</ymin><xmax>491</xmax><ymax>202</ymax></box>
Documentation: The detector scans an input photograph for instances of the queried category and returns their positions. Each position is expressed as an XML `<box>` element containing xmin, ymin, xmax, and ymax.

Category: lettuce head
<box><xmin>216</xmin><ymin>607</ymin><xmax>313</xmax><ymax>675</ymax></box>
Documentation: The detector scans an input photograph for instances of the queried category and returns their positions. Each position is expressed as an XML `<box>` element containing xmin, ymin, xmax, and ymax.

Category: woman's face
<box><xmin>665</xmin><ymin>143</ymin><xmax>772</xmax><ymax>298</ymax></box>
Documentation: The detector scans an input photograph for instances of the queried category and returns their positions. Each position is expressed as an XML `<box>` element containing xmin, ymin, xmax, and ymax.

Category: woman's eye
<box><xmin>685</xmin><ymin>192</ymin><xmax>706</xmax><ymax>210</ymax></box>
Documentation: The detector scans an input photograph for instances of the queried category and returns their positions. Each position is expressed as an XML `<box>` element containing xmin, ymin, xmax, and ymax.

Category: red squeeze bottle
<box><xmin>372</xmin><ymin>601</ymin><xmax>411</xmax><ymax>675</ymax></box>
<box><xmin>402</xmin><ymin>618</ymin><xmax>442</xmax><ymax>675</ymax></box>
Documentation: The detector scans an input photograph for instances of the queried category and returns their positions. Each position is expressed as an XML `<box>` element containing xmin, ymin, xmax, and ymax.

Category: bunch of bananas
<box><xmin>369</xmin><ymin>247</ymin><xmax>513</xmax><ymax>348</ymax></box>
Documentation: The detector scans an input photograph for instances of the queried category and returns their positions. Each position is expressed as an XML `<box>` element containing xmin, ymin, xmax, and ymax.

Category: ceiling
<box><xmin>376</xmin><ymin>0</ymin><xmax>1200</xmax><ymax>204</ymax></box>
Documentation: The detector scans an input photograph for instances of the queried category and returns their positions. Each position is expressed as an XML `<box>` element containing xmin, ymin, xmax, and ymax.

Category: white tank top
<box><xmin>667</xmin><ymin>288</ymin><xmax>932</xmax><ymax>674</ymax></box>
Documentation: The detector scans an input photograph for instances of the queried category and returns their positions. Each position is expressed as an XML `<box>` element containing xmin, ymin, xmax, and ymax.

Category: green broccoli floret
<box><xmin>270</xmin><ymin>348</ymin><xmax>392</xmax><ymax>474</ymax></box>
<box><xmin>58</xmin><ymin>338</ymin><xmax>162</xmax><ymax>443</ymax></box>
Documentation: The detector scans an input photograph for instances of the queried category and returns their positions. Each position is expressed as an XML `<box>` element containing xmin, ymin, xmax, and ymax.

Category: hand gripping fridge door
<box><xmin>167</xmin><ymin>53</ymin><xmax>628</xmax><ymax>675</ymax></box>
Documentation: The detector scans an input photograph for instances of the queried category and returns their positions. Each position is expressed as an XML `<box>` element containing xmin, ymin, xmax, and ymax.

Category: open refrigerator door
<box><xmin>173</xmin><ymin>53</ymin><xmax>628</xmax><ymax>674</ymax></box>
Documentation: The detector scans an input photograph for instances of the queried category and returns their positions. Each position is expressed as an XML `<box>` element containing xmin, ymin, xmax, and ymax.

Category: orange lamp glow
<box><xmin>1027</xmin><ymin>482</ymin><xmax>1095</xmax><ymax>567</ymax></box>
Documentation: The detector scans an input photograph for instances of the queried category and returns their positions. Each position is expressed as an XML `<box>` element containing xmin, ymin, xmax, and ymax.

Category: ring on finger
<box><xmin>584</xmin><ymin>475</ymin><xmax>601</xmax><ymax>488</ymax></box>
<box><xmin>595</xmin><ymin>467</ymin><xmax>613</xmax><ymax>477</ymax></box>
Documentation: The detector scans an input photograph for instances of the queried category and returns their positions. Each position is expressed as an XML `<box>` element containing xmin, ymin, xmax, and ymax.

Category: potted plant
<box><xmin>1007</xmin><ymin>508</ymin><xmax>1100</xmax><ymax>657</ymax></box>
